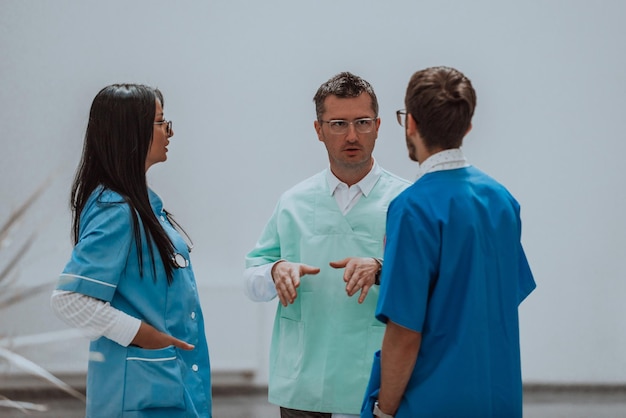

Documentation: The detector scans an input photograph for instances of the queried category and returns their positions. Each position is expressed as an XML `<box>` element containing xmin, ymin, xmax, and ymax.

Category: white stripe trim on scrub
<box><xmin>59</xmin><ymin>273</ymin><xmax>117</xmax><ymax>288</ymax></box>
<box><xmin>126</xmin><ymin>356</ymin><xmax>177</xmax><ymax>362</ymax></box>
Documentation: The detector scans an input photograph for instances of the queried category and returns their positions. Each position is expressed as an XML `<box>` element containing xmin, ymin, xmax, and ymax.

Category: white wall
<box><xmin>1</xmin><ymin>0</ymin><xmax>625</xmax><ymax>385</ymax></box>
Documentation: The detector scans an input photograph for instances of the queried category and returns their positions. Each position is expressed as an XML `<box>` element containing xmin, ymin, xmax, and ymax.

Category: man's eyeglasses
<box><xmin>396</xmin><ymin>110</ymin><xmax>407</xmax><ymax>127</ymax></box>
<box><xmin>154</xmin><ymin>120</ymin><xmax>173</xmax><ymax>136</ymax></box>
<box><xmin>320</xmin><ymin>118</ymin><xmax>377</xmax><ymax>135</ymax></box>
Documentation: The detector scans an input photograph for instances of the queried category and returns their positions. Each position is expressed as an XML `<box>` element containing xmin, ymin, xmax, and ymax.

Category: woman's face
<box><xmin>145</xmin><ymin>99</ymin><xmax>173</xmax><ymax>171</ymax></box>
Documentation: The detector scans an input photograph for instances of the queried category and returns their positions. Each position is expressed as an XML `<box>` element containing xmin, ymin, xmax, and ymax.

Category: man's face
<box><xmin>314</xmin><ymin>93</ymin><xmax>379</xmax><ymax>177</ymax></box>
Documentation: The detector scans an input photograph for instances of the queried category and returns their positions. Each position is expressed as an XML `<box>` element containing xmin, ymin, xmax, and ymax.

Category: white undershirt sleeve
<box><xmin>50</xmin><ymin>290</ymin><xmax>141</xmax><ymax>347</ymax></box>
<box><xmin>243</xmin><ymin>263</ymin><xmax>279</xmax><ymax>302</ymax></box>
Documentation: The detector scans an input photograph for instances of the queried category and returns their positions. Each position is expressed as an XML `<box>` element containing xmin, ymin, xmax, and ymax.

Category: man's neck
<box><xmin>331</xmin><ymin>160</ymin><xmax>374</xmax><ymax>187</ymax></box>
<box><xmin>417</xmin><ymin>146</ymin><xmax>444</xmax><ymax>164</ymax></box>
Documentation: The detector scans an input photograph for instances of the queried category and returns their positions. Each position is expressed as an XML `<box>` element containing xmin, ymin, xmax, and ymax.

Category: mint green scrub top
<box><xmin>246</xmin><ymin>169</ymin><xmax>410</xmax><ymax>414</ymax></box>
<box><xmin>57</xmin><ymin>188</ymin><xmax>212</xmax><ymax>418</ymax></box>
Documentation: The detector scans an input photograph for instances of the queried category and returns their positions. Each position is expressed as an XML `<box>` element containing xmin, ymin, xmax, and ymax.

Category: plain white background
<box><xmin>1</xmin><ymin>0</ymin><xmax>625</xmax><ymax>385</ymax></box>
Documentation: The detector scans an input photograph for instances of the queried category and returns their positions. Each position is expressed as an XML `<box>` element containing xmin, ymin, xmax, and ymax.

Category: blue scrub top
<box><xmin>57</xmin><ymin>187</ymin><xmax>212</xmax><ymax>418</ymax></box>
<box><xmin>374</xmin><ymin>166</ymin><xmax>535</xmax><ymax>418</ymax></box>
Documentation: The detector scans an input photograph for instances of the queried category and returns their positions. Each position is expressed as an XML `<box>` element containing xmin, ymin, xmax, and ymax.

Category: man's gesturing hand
<box><xmin>271</xmin><ymin>261</ymin><xmax>321</xmax><ymax>307</ymax></box>
<box><xmin>330</xmin><ymin>257</ymin><xmax>380</xmax><ymax>303</ymax></box>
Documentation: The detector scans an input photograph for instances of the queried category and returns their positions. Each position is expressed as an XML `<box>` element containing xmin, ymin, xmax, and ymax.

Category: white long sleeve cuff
<box><xmin>243</xmin><ymin>263</ymin><xmax>279</xmax><ymax>302</ymax></box>
<box><xmin>50</xmin><ymin>290</ymin><xmax>141</xmax><ymax>347</ymax></box>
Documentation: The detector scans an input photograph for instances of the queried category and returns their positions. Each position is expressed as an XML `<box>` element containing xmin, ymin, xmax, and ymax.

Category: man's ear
<box><xmin>465</xmin><ymin>123</ymin><xmax>473</xmax><ymax>136</ymax></box>
<box><xmin>406</xmin><ymin>113</ymin><xmax>418</xmax><ymax>137</ymax></box>
<box><xmin>314</xmin><ymin>120</ymin><xmax>323</xmax><ymax>141</ymax></box>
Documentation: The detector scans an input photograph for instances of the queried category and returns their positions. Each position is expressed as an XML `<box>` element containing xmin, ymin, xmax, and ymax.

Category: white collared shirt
<box><xmin>416</xmin><ymin>148</ymin><xmax>469</xmax><ymax>180</ymax></box>
<box><xmin>327</xmin><ymin>160</ymin><xmax>382</xmax><ymax>214</ymax></box>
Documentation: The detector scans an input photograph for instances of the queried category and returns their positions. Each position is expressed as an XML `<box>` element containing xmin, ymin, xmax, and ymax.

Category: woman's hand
<box><xmin>130</xmin><ymin>321</ymin><xmax>194</xmax><ymax>350</ymax></box>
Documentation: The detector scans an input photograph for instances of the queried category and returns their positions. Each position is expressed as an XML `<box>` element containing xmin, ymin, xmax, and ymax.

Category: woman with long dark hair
<box><xmin>51</xmin><ymin>84</ymin><xmax>212</xmax><ymax>417</ymax></box>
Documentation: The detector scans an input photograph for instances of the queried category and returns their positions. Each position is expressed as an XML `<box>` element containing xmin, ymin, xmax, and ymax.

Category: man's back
<box><xmin>377</xmin><ymin>166</ymin><xmax>535</xmax><ymax>417</ymax></box>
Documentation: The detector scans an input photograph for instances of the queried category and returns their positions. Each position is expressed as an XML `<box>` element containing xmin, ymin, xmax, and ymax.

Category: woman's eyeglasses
<box><xmin>154</xmin><ymin>120</ymin><xmax>173</xmax><ymax>136</ymax></box>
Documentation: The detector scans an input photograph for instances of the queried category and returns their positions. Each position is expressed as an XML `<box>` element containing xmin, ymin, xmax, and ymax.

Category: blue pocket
<box><xmin>123</xmin><ymin>345</ymin><xmax>185</xmax><ymax>411</ymax></box>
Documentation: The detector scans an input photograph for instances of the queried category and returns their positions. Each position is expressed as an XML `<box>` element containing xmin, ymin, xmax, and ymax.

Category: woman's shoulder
<box><xmin>92</xmin><ymin>187</ymin><xmax>125</xmax><ymax>203</ymax></box>
<box><xmin>83</xmin><ymin>187</ymin><xmax>132</xmax><ymax>219</ymax></box>
<box><xmin>77</xmin><ymin>188</ymin><xmax>135</xmax><ymax>242</ymax></box>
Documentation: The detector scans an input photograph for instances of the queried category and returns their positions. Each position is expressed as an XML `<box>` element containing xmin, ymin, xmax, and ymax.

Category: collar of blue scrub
<box><xmin>148</xmin><ymin>188</ymin><xmax>164</xmax><ymax>213</ymax></box>
<box><xmin>417</xmin><ymin>148</ymin><xmax>469</xmax><ymax>180</ymax></box>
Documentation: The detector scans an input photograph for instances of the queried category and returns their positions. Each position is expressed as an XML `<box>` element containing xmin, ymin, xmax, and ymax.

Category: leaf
<box><xmin>0</xmin><ymin>329</ymin><xmax>84</xmax><ymax>349</ymax></box>
<box><xmin>0</xmin><ymin>281</ymin><xmax>55</xmax><ymax>310</ymax></box>
<box><xmin>0</xmin><ymin>347</ymin><xmax>86</xmax><ymax>402</ymax></box>
<box><xmin>0</xmin><ymin>397</ymin><xmax>48</xmax><ymax>412</ymax></box>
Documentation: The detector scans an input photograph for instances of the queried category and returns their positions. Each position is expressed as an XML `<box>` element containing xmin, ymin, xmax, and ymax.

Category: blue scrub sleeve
<box><xmin>514</xmin><ymin>203</ymin><xmax>536</xmax><ymax>304</ymax></box>
<box><xmin>376</xmin><ymin>197</ymin><xmax>437</xmax><ymax>333</ymax></box>
<box><xmin>57</xmin><ymin>201</ymin><xmax>133</xmax><ymax>302</ymax></box>
<box><xmin>517</xmin><ymin>245</ymin><xmax>536</xmax><ymax>304</ymax></box>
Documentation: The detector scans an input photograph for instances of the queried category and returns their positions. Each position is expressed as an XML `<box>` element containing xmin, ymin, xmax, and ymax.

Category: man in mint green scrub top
<box><xmin>362</xmin><ymin>66</ymin><xmax>535</xmax><ymax>418</ymax></box>
<box><xmin>244</xmin><ymin>72</ymin><xmax>411</xmax><ymax>418</ymax></box>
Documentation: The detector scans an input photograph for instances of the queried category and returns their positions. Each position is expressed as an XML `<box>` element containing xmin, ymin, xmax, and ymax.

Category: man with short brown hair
<box><xmin>245</xmin><ymin>72</ymin><xmax>410</xmax><ymax>417</ymax></box>
<box><xmin>363</xmin><ymin>66</ymin><xmax>535</xmax><ymax>418</ymax></box>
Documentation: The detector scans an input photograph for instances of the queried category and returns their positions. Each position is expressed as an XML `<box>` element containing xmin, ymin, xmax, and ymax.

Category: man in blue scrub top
<box><xmin>362</xmin><ymin>66</ymin><xmax>536</xmax><ymax>418</ymax></box>
<box><xmin>244</xmin><ymin>72</ymin><xmax>410</xmax><ymax>417</ymax></box>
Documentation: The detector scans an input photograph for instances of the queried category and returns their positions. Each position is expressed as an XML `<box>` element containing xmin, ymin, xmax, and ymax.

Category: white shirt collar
<box><xmin>417</xmin><ymin>148</ymin><xmax>469</xmax><ymax>180</ymax></box>
<box><xmin>326</xmin><ymin>159</ymin><xmax>381</xmax><ymax>197</ymax></box>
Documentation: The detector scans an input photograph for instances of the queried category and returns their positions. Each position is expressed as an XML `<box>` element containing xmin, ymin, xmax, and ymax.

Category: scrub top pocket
<box><xmin>123</xmin><ymin>345</ymin><xmax>185</xmax><ymax>411</ymax></box>
<box><xmin>273</xmin><ymin>317</ymin><xmax>304</xmax><ymax>379</ymax></box>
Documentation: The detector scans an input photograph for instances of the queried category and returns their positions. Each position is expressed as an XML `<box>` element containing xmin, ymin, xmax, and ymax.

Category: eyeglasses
<box><xmin>396</xmin><ymin>110</ymin><xmax>407</xmax><ymax>127</ymax></box>
<box><xmin>319</xmin><ymin>118</ymin><xmax>377</xmax><ymax>135</ymax></box>
<box><xmin>154</xmin><ymin>120</ymin><xmax>173</xmax><ymax>136</ymax></box>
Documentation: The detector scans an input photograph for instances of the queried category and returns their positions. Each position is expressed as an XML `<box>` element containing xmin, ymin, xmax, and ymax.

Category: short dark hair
<box><xmin>313</xmin><ymin>72</ymin><xmax>378</xmax><ymax>120</ymax></box>
<box><xmin>405</xmin><ymin>66</ymin><xmax>476</xmax><ymax>150</ymax></box>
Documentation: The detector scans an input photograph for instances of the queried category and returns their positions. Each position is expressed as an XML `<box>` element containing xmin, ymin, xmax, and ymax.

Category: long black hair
<box><xmin>71</xmin><ymin>84</ymin><xmax>176</xmax><ymax>283</ymax></box>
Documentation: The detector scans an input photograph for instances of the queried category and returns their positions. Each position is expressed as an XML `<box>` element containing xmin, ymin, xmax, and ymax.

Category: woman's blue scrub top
<box><xmin>368</xmin><ymin>167</ymin><xmax>535</xmax><ymax>418</ymax></box>
<box><xmin>57</xmin><ymin>188</ymin><xmax>212</xmax><ymax>418</ymax></box>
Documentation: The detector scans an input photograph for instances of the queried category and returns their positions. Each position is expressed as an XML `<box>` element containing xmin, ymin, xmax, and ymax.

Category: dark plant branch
<box><xmin>0</xmin><ymin>176</ymin><xmax>53</xmax><ymax>245</ymax></box>
<box><xmin>0</xmin><ymin>233</ymin><xmax>35</xmax><ymax>286</ymax></box>
<box><xmin>0</xmin><ymin>171</ymin><xmax>86</xmax><ymax>409</ymax></box>
<box><xmin>0</xmin><ymin>282</ymin><xmax>55</xmax><ymax>310</ymax></box>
